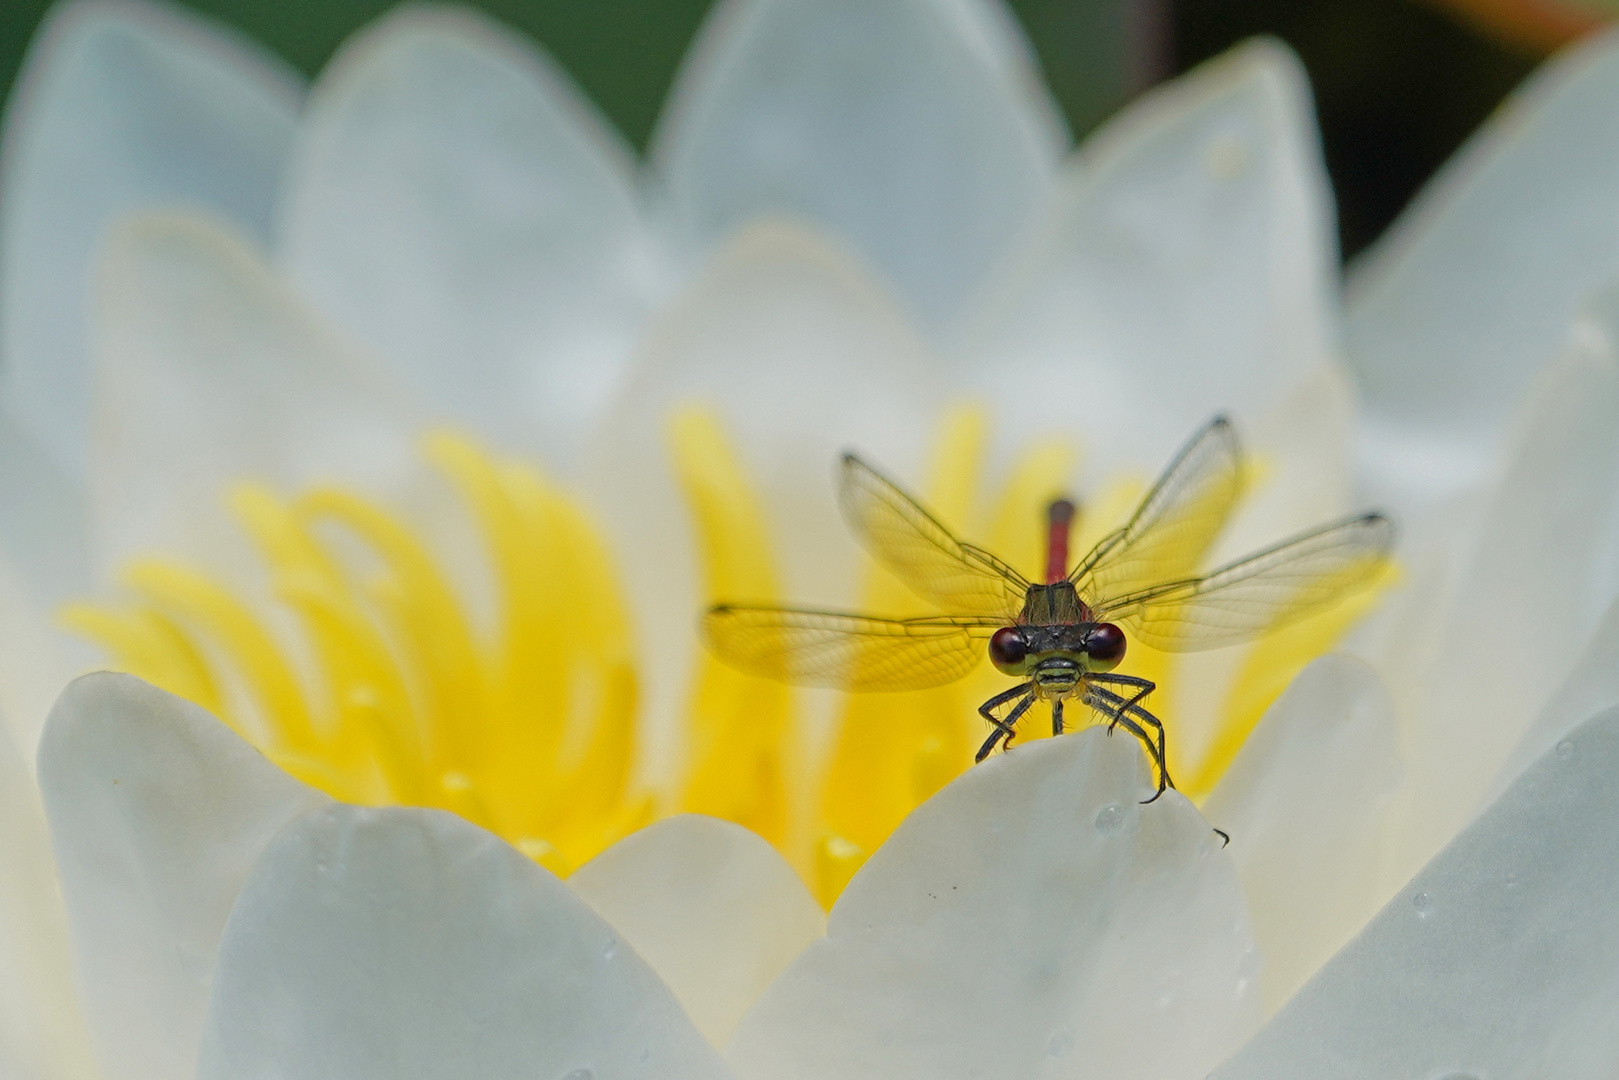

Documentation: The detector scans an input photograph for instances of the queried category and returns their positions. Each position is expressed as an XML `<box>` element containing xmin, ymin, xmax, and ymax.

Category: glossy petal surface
<box><xmin>36</xmin><ymin>673</ymin><xmax>330</xmax><ymax>1080</ymax></box>
<box><xmin>655</xmin><ymin>0</ymin><xmax>1064</xmax><ymax>327</ymax></box>
<box><xmin>957</xmin><ymin>39</ymin><xmax>1337</xmax><ymax>473</ymax></box>
<box><xmin>726</xmin><ymin>729</ymin><xmax>1258</xmax><ymax>1080</ymax></box>
<box><xmin>1217</xmin><ymin>705</ymin><xmax>1619</xmax><ymax>1079</ymax></box>
<box><xmin>197</xmin><ymin>804</ymin><xmax>734</xmax><ymax>1080</ymax></box>
<box><xmin>1</xmin><ymin>0</ymin><xmax>301</xmax><ymax>479</ymax></box>
<box><xmin>571</xmin><ymin>814</ymin><xmax>825</xmax><ymax>1049</ymax></box>
<box><xmin>91</xmin><ymin>213</ymin><xmax>422</xmax><ymax>575</ymax></box>
<box><xmin>1202</xmin><ymin>656</ymin><xmax>1402</xmax><ymax>1011</ymax></box>
<box><xmin>1348</xmin><ymin>26</ymin><xmax>1619</xmax><ymax>515</ymax></box>
<box><xmin>279</xmin><ymin>6</ymin><xmax>651</xmax><ymax>465</ymax></box>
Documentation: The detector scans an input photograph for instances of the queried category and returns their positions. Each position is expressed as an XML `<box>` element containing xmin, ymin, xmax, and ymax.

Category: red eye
<box><xmin>1086</xmin><ymin>623</ymin><xmax>1126</xmax><ymax>667</ymax></box>
<box><xmin>989</xmin><ymin>627</ymin><xmax>1028</xmax><ymax>672</ymax></box>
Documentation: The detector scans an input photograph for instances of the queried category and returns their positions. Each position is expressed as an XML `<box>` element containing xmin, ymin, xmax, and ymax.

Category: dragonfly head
<box><xmin>988</xmin><ymin>622</ymin><xmax>1127</xmax><ymax>683</ymax></box>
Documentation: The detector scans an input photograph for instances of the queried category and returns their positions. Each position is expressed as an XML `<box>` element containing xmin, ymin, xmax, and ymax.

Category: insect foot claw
<box><xmin>1213</xmin><ymin>827</ymin><xmax>1231</xmax><ymax>848</ymax></box>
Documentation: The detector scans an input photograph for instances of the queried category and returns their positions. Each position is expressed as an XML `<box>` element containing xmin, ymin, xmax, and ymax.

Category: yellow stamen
<box><xmin>65</xmin><ymin>434</ymin><xmax>644</xmax><ymax>877</ymax></box>
<box><xmin>668</xmin><ymin>409</ymin><xmax>793</xmax><ymax>848</ymax></box>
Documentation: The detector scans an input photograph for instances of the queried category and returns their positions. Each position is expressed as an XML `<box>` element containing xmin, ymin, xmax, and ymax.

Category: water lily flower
<box><xmin>6</xmin><ymin>0</ymin><xmax>1619</xmax><ymax>1078</ymax></box>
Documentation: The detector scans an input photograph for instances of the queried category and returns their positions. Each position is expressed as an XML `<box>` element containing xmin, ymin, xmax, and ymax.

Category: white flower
<box><xmin>4</xmin><ymin>1</ymin><xmax>1619</xmax><ymax>1079</ymax></box>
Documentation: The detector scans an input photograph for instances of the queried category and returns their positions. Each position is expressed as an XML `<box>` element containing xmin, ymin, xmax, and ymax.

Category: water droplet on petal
<box><xmin>1047</xmin><ymin>1028</ymin><xmax>1074</xmax><ymax>1057</ymax></box>
<box><xmin>1094</xmin><ymin>803</ymin><xmax>1126</xmax><ymax>835</ymax></box>
<box><xmin>561</xmin><ymin>1070</ymin><xmax>593</xmax><ymax>1080</ymax></box>
<box><xmin>1411</xmin><ymin>891</ymin><xmax>1434</xmax><ymax>917</ymax></box>
<box><xmin>1557</xmin><ymin>739</ymin><xmax>1575</xmax><ymax>759</ymax></box>
<box><xmin>601</xmin><ymin>938</ymin><xmax>619</xmax><ymax>960</ymax></box>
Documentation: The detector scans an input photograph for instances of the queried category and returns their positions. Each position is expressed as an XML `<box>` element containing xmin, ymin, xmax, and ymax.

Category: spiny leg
<box><xmin>1088</xmin><ymin>672</ymin><xmax>1156</xmax><ymax>731</ymax></box>
<box><xmin>1084</xmin><ymin>686</ymin><xmax>1229</xmax><ymax>846</ymax></box>
<box><xmin>1088</xmin><ymin>680</ymin><xmax>1168</xmax><ymax>790</ymax></box>
<box><xmin>976</xmin><ymin>683</ymin><xmax>1034</xmax><ymax>762</ymax></box>
<box><xmin>1085</xmin><ymin>684</ymin><xmax>1174</xmax><ymax>801</ymax></box>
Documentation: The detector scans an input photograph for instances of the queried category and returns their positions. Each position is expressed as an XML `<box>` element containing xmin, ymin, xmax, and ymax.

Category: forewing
<box><xmin>704</xmin><ymin>606</ymin><xmax>995</xmax><ymax>692</ymax></box>
<box><xmin>1071</xmin><ymin>416</ymin><xmax>1245</xmax><ymax>603</ymax></box>
<box><xmin>1092</xmin><ymin>513</ymin><xmax>1394</xmax><ymax>651</ymax></box>
<box><xmin>840</xmin><ymin>454</ymin><xmax>1028</xmax><ymax>618</ymax></box>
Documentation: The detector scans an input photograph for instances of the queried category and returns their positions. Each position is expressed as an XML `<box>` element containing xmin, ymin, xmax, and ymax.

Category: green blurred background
<box><xmin>0</xmin><ymin>0</ymin><xmax>1596</xmax><ymax>258</ymax></box>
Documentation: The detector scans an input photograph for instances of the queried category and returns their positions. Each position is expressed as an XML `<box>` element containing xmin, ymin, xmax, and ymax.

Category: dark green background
<box><xmin>0</xmin><ymin>0</ymin><xmax>1545</xmax><ymax>257</ymax></box>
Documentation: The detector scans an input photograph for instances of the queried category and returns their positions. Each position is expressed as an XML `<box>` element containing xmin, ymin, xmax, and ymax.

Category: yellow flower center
<box><xmin>64</xmin><ymin>411</ymin><xmax>1388</xmax><ymax>904</ymax></box>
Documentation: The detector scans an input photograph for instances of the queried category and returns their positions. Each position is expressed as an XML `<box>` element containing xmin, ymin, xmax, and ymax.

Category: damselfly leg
<box><xmin>976</xmin><ymin>683</ymin><xmax>1034</xmax><ymax>761</ymax></box>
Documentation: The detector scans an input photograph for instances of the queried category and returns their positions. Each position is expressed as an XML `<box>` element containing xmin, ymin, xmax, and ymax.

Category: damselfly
<box><xmin>703</xmin><ymin>417</ymin><xmax>1393</xmax><ymax>801</ymax></box>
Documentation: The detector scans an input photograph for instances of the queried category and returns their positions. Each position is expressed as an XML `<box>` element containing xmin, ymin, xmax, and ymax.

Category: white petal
<box><xmin>570</xmin><ymin>814</ymin><xmax>825</xmax><ymax>1049</ymax></box>
<box><xmin>581</xmin><ymin>222</ymin><xmax>940</xmax><ymax>782</ymax></box>
<box><xmin>35</xmin><ymin>672</ymin><xmax>330</xmax><ymax>1080</ymax></box>
<box><xmin>726</xmin><ymin>729</ymin><xmax>1258</xmax><ymax>1080</ymax></box>
<box><xmin>653</xmin><ymin>0</ymin><xmax>1065</xmax><ymax>328</ymax></box>
<box><xmin>1488</xmin><ymin>592</ymin><xmax>1619</xmax><ymax>803</ymax></box>
<box><xmin>956</xmin><ymin>39</ymin><xmax>1338</xmax><ymax>475</ymax></box>
<box><xmin>1217</xmin><ymin>704</ymin><xmax>1619</xmax><ymax>1079</ymax></box>
<box><xmin>1202</xmin><ymin>656</ymin><xmax>1403</xmax><ymax>1012</ymax></box>
<box><xmin>1</xmin><ymin>0</ymin><xmax>302</xmax><ymax>480</ymax></box>
<box><xmin>90</xmin><ymin>212</ymin><xmax>423</xmax><ymax>576</ymax></box>
<box><xmin>1374</xmin><ymin>298</ymin><xmax>1619</xmax><ymax>883</ymax></box>
<box><xmin>1347</xmin><ymin>26</ymin><xmax>1619</xmax><ymax>517</ymax></box>
<box><xmin>197</xmin><ymin>804</ymin><xmax>734</xmax><ymax>1080</ymax></box>
<box><xmin>0</xmin><ymin>714</ymin><xmax>96</xmax><ymax>1080</ymax></box>
<box><xmin>279</xmin><ymin>6</ymin><xmax>652</xmax><ymax>466</ymax></box>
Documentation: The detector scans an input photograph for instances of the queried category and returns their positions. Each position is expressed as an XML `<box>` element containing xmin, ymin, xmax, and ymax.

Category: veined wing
<box><xmin>840</xmin><ymin>453</ymin><xmax>1029</xmax><ymax>618</ymax></box>
<box><xmin>1071</xmin><ymin>416</ymin><xmax>1245</xmax><ymax>604</ymax></box>
<box><xmin>1092</xmin><ymin>513</ymin><xmax>1394</xmax><ymax>651</ymax></box>
<box><xmin>704</xmin><ymin>605</ymin><xmax>999</xmax><ymax>692</ymax></box>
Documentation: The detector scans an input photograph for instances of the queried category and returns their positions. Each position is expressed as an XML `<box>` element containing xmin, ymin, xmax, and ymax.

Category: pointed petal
<box><xmin>957</xmin><ymin>39</ymin><xmax>1339</xmax><ymax>474</ymax></box>
<box><xmin>726</xmin><ymin>729</ymin><xmax>1259</xmax><ymax>1080</ymax></box>
<box><xmin>1348</xmin><ymin>26</ymin><xmax>1619</xmax><ymax>516</ymax></box>
<box><xmin>35</xmin><ymin>673</ymin><xmax>330</xmax><ymax>1080</ymax></box>
<box><xmin>570</xmin><ymin>814</ymin><xmax>825</xmax><ymax>1049</ymax></box>
<box><xmin>196</xmin><ymin>804</ymin><xmax>734</xmax><ymax>1080</ymax></box>
<box><xmin>654</xmin><ymin>0</ymin><xmax>1065</xmax><ymax>327</ymax></box>
<box><xmin>1218</xmin><ymin>704</ymin><xmax>1619</xmax><ymax>1079</ymax></box>
<box><xmin>1374</xmin><ymin>292</ymin><xmax>1619</xmax><ymax>882</ymax></box>
<box><xmin>90</xmin><ymin>212</ymin><xmax>423</xmax><ymax>575</ymax></box>
<box><xmin>581</xmin><ymin>222</ymin><xmax>939</xmax><ymax>771</ymax></box>
<box><xmin>1</xmin><ymin>0</ymin><xmax>302</xmax><ymax>480</ymax></box>
<box><xmin>279</xmin><ymin>6</ymin><xmax>652</xmax><ymax>466</ymax></box>
<box><xmin>0</xmin><ymin>716</ymin><xmax>97</xmax><ymax>1080</ymax></box>
<box><xmin>1202</xmin><ymin>656</ymin><xmax>1403</xmax><ymax>1012</ymax></box>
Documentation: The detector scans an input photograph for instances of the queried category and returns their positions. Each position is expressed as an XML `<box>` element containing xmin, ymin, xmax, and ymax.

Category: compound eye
<box><xmin>1085</xmin><ymin>623</ymin><xmax>1127</xmax><ymax>668</ymax></box>
<box><xmin>989</xmin><ymin>627</ymin><xmax>1028</xmax><ymax>673</ymax></box>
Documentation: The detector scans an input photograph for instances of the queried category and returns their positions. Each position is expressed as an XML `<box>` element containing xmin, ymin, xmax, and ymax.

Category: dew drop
<box><xmin>601</xmin><ymin>938</ymin><xmax>618</xmax><ymax>960</ymax></box>
<box><xmin>1411</xmin><ymin>891</ymin><xmax>1434</xmax><ymax>917</ymax></box>
<box><xmin>1557</xmin><ymin>739</ymin><xmax>1575</xmax><ymax>759</ymax></box>
<box><xmin>561</xmin><ymin>1070</ymin><xmax>593</xmax><ymax>1080</ymax></box>
<box><xmin>1094</xmin><ymin>803</ymin><xmax>1126</xmax><ymax>835</ymax></box>
<box><xmin>1504</xmin><ymin>873</ymin><xmax>1520</xmax><ymax>890</ymax></box>
<box><xmin>1047</xmin><ymin>1028</ymin><xmax>1074</xmax><ymax>1057</ymax></box>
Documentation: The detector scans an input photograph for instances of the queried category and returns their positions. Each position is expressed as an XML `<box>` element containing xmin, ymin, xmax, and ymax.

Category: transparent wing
<box><xmin>840</xmin><ymin>454</ymin><xmax>1030</xmax><ymax>619</ymax></box>
<box><xmin>704</xmin><ymin>605</ymin><xmax>998</xmax><ymax>692</ymax></box>
<box><xmin>1092</xmin><ymin>513</ymin><xmax>1395</xmax><ymax>651</ymax></box>
<box><xmin>1071</xmin><ymin>416</ymin><xmax>1245</xmax><ymax>603</ymax></box>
